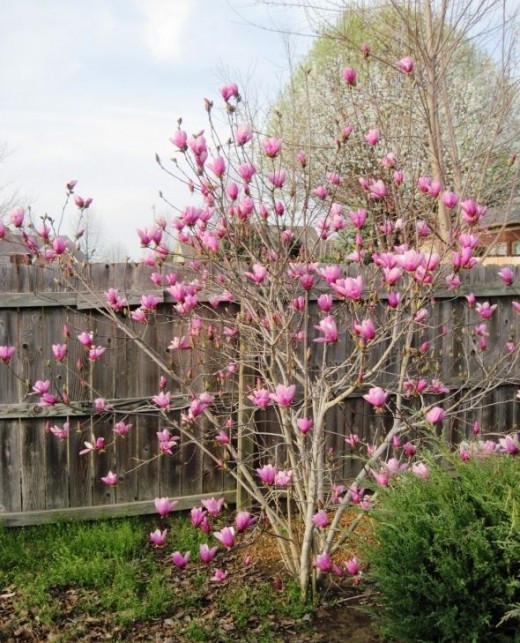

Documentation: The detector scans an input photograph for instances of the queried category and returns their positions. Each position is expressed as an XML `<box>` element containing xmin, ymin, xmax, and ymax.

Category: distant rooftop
<box><xmin>484</xmin><ymin>202</ymin><xmax>520</xmax><ymax>228</ymax></box>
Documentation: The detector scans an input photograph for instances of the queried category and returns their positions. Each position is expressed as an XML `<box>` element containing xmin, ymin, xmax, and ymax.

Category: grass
<box><xmin>0</xmin><ymin>514</ymin><xmax>314</xmax><ymax>641</ymax></box>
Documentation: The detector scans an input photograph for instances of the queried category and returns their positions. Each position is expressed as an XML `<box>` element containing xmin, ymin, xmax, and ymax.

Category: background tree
<box><xmin>269</xmin><ymin>0</ymin><xmax>520</xmax><ymax>243</ymax></box>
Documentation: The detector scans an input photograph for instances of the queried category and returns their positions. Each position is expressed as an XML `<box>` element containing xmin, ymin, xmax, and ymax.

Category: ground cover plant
<box><xmin>0</xmin><ymin>515</ymin><xmax>327</xmax><ymax>642</ymax></box>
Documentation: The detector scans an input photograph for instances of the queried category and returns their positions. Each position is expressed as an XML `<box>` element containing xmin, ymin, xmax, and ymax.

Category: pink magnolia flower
<box><xmin>235</xmin><ymin>511</ymin><xmax>257</xmax><ymax>532</ymax></box>
<box><xmin>271</xmin><ymin>384</ymin><xmax>296</xmax><ymax>407</ymax></box>
<box><xmin>113</xmin><ymin>421</ymin><xmax>132</xmax><ymax>436</ymax></box>
<box><xmin>442</xmin><ymin>191</ymin><xmax>459</xmax><ymax>208</ymax></box>
<box><xmin>214</xmin><ymin>526</ymin><xmax>235</xmax><ymax>549</ymax></box>
<box><xmin>79</xmin><ymin>437</ymin><xmax>105</xmax><ymax>455</ymax></box>
<box><xmin>498</xmin><ymin>267</ymin><xmax>514</xmax><ymax>286</ymax></box>
<box><xmin>353</xmin><ymin>319</ymin><xmax>376</xmax><ymax>342</ymax></box>
<box><xmin>32</xmin><ymin>379</ymin><xmax>50</xmax><ymax>395</ymax></box>
<box><xmin>267</xmin><ymin>170</ymin><xmax>287</xmax><ymax>188</ymax></box>
<box><xmin>244</xmin><ymin>263</ymin><xmax>267</xmax><ymax>284</ymax></box>
<box><xmin>77</xmin><ymin>331</ymin><xmax>93</xmax><ymax>348</ymax></box>
<box><xmin>248</xmin><ymin>388</ymin><xmax>271</xmax><ymax>409</ymax></box>
<box><xmin>235</xmin><ymin>124</ymin><xmax>252</xmax><ymax>146</ymax></box>
<box><xmin>331</xmin><ymin>276</ymin><xmax>363</xmax><ymax>300</ymax></box>
<box><xmin>297</xmin><ymin>417</ymin><xmax>313</xmax><ymax>434</ymax></box>
<box><xmin>476</xmin><ymin>301</ymin><xmax>497</xmax><ymax>319</ymax></box>
<box><xmin>101</xmin><ymin>471</ymin><xmax>118</xmax><ymax>486</ymax></box>
<box><xmin>314</xmin><ymin>553</ymin><xmax>333</xmax><ymax>573</ymax></box>
<box><xmin>220</xmin><ymin>82</ymin><xmax>239</xmax><ymax>101</ymax></box>
<box><xmin>208</xmin><ymin>156</ymin><xmax>226</xmax><ymax>178</ymax></box>
<box><xmin>412</xmin><ymin>462</ymin><xmax>429</xmax><ymax>480</ymax></box>
<box><xmin>9</xmin><ymin>207</ymin><xmax>25</xmax><ymax>227</ymax></box>
<box><xmin>403</xmin><ymin>442</ymin><xmax>417</xmax><ymax>457</ymax></box>
<box><xmin>498</xmin><ymin>434</ymin><xmax>519</xmax><ymax>455</ymax></box>
<box><xmin>200</xmin><ymin>543</ymin><xmax>218</xmax><ymax>563</ymax></box>
<box><xmin>397</xmin><ymin>55</ymin><xmax>414</xmax><ymax>73</ymax></box>
<box><xmin>342</xmin><ymin>66</ymin><xmax>357</xmax><ymax>86</ymax></box>
<box><xmin>345</xmin><ymin>558</ymin><xmax>361</xmax><ymax>576</ymax></box>
<box><xmin>312</xmin><ymin>510</ymin><xmax>328</xmax><ymax>529</ymax></box>
<box><xmin>152</xmin><ymin>391</ymin><xmax>170</xmax><ymax>410</ymax></box>
<box><xmin>171</xmin><ymin>551</ymin><xmax>190</xmax><ymax>568</ymax></box>
<box><xmin>363</xmin><ymin>387</ymin><xmax>389</xmax><ymax>409</ymax></box>
<box><xmin>50</xmin><ymin>422</ymin><xmax>69</xmax><ymax>441</ymax></box>
<box><xmin>369</xmin><ymin>179</ymin><xmax>387</xmax><ymax>199</ymax></box>
<box><xmin>149</xmin><ymin>529</ymin><xmax>168</xmax><ymax>547</ymax></box>
<box><xmin>371</xmin><ymin>468</ymin><xmax>390</xmax><ymax>487</ymax></box>
<box><xmin>426</xmin><ymin>406</ymin><xmax>446</xmax><ymax>424</ymax></box>
<box><xmin>365</xmin><ymin>128</ymin><xmax>380</xmax><ymax>146</ymax></box>
<box><xmin>257</xmin><ymin>464</ymin><xmax>277</xmax><ymax>485</ymax></box>
<box><xmin>170</xmin><ymin>130</ymin><xmax>188</xmax><ymax>150</ymax></box>
<box><xmin>275</xmin><ymin>469</ymin><xmax>293</xmax><ymax>487</ymax></box>
<box><xmin>317</xmin><ymin>294</ymin><xmax>333</xmax><ymax>312</ymax></box>
<box><xmin>262</xmin><ymin>137</ymin><xmax>282</xmax><ymax>158</ymax></box>
<box><xmin>211</xmin><ymin>569</ymin><xmax>228</xmax><ymax>582</ymax></box>
<box><xmin>201</xmin><ymin>496</ymin><xmax>225</xmax><ymax>517</ymax></box>
<box><xmin>155</xmin><ymin>497</ymin><xmax>178</xmax><ymax>517</ymax></box>
<box><xmin>314</xmin><ymin>316</ymin><xmax>338</xmax><ymax>343</ymax></box>
<box><xmin>88</xmin><ymin>346</ymin><xmax>106</xmax><ymax>362</ymax></box>
<box><xmin>191</xmin><ymin>507</ymin><xmax>207</xmax><ymax>528</ymax></box>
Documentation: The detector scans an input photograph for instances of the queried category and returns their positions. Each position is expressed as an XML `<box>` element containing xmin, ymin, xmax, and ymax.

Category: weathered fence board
<box><xmin>0</xmin><ymin>261</ymin><xmax>518</xmax><ymax>525</ymax></box>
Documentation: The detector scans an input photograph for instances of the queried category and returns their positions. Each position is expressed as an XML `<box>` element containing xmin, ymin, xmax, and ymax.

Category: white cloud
<box><xmin>136</xmin><ymin>0</ymin><xmax>193</xmax><ymax>62</ymax></box>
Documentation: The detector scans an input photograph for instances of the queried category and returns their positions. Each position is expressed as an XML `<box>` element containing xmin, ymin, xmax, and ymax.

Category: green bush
<box><xmin>366</xmin><ymin>453</ymin><xmax>520</xmax><ymax>642</ymax></box>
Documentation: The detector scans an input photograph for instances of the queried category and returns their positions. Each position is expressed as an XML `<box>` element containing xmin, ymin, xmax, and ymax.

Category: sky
<box><xmin>0</xmin><ymin>0</ymin><xmax>314</xmax><ymax>259</ymax></box>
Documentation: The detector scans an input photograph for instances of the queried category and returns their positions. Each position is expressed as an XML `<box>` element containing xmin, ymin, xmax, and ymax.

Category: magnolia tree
<box><xmin>1</xmin><ymin>56</ymin><xmax>520</xmax><ymax>600</ymax></box>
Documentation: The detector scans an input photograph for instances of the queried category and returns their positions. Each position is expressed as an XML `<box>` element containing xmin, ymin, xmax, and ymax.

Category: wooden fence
<box><xmin>0</xmin><ymin>261</ymin><xmax>518</xmax><ymax>526</ymax></box>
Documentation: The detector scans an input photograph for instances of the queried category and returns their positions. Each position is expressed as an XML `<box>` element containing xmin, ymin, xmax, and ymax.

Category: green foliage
<box><xmin>0</xmin><ymin>516</ymin><xmax>172</xmax><ymax>628</ymax></box>
<box><xmin>366</xmin><ymin>454</ymin><xmax>520</xmax><ymax>642</ymax></box>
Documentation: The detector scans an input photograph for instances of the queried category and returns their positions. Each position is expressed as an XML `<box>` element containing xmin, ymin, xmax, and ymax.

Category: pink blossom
<box><xmin>345</xmin><ymin>433</ymin><xmax>360</xmax><ymax>448</ymax></box>
<box><xmin>412</xmin><ymin>462</ymin><xmax>429</xmax><ymax>480</ymax></box>
<box><xmin>77</xmin><ymin>331</ymin><xmax>93</xmax><ymax>348</ymax></box>
<box><xmin>262</xmin><ymin>137</ymin><xmax>282</xmax><ymax>158</ymax></box>
<box><xmin>353</xmin><ymin>319</ymin><xmax>376</xmax><ymax>342</ymax></box>
<box><xmin>149</xmin><ymin>529</ymin><xmax>168</xmax><ymax>547</ymax></box>
<box><xmin>238</xmin><ymin>163</ymin><xmax>256</xmax><ymax>183</ymax></box>
<box><xmin>155</xmin><ymin>497</ymin><xmax>177</xmax><ymax>517</ymax></box>
<box><xmin>214</xmin><ymin>526</ymin><xmax>235</xmax><ymax>549</ymax></box>
<box><xmin>275</xmin><ymin>469</ymin><xmax>293</xmax><ymax>487</ymax></box>
<box><xmin>317</xmin><ymin>294</ymin><xmax>333</xmax><ymax>313</ymax></box>
<box><xmin>88</xmin><ymin>346</ymin><xmax>106</xmax><ymax>362</ymax></box>
<box><xmin>220</xmin><ymin>82</ymin><xmax>239</xmax><ymax>101</ymax></box>
<box><xmin>267</xmin><ymin>170</ymin><xmax>287</xmax><ymax>188</ymax></box>
<box><xmin>313</xmin><ymin>185</ymin><xmax>328</xmax><ymax>200</ymax></box>
<box><xmin>365</xmin><ymin>128</ymin><xmax>380</xmax><ymax>146</ymax></box>
<box><xmin>191</xmin><ymin>507</ymin><xmax>207</xmax><ymax>528</ymax></box>
<box><xmin>170</xmin><ymin>130</ymin><xmax>188</xmax><ymax>150</ymax></box>
<box><xmin>32</xmin><ymin>379</ymin><xmax>50</xmax><ymax>395</ymax></box>
<box><xmin>403</xmin><ymin>442</ymin><xmax>417</xmax><ymax>457</ymax></box>
<box><xmin>9</xmin><ymin>207</ymin><xmax>25</xmax><ymax>227</ymax></box>
<box><xmin>271</xmin><ymin>384</ymin><xmax>296</xmax><ymax>407</ymax></box>
<box><xmin>200</xmin><ymin>543</ymin><xmax>218</xmax><ymax>563</ymax></box>
<box><xmin>397</xmin><ymin>55</ymin><xmax>414</xmax><ymax>73</ymax></box>
<box><xmin>248</xmin><ymin>388</ymin><xmax>271</xmax><ymax>409</ymax></box>
<box><xmin>297</xmin><ymin>417</ymin><xmax>313</xmax><ymax>434</ymax></box>
<box><xmin>244</xmin><ymin>263</ymin><xmax>267</xmax><ymax>284</ymax></box>
<box><xmin>476</xmin><ymin>301</ymin><xmax>497</xmax><ymax>319</ymax></box>
<box><xmin>211</xmin><ymin>569</ymin><xmax>228</xmax><ymax>582</ymax></box>
<box><xmin>113</xmin><ymin>421</ymin><xmax>132</xmax><ymax>436</ymax></box>
<box><xmin>235</xmin><ymin>511</ymin><xmax>257</xmax><ymax>532</ymax></box>
<box><xmin>442</xmin><ymin>191</ymin><xmax>459</xmax><ymax>208</ymax></box>
<box><xmin>349</xmin><ymin>208</ymin><xmax>367</xmax><ymax>228</ymax></box>
<box><xmin>101</xmin><ymin>471</ymin><xmax>118</xmax><ymax>486</ymax></box>
<box><xmin>171</xmin><ymin>551</ymin><xmax>190</xmax><ymax>568</ymax></box>
<box><xmin>363</xmin><ymin>387</ymin><xmax>389</xmax><ymax>409</ymax></box>
<box><xmin>314</xmin><ymin>553</ymin><xmax>333</xmax><ymax>573</ymax></box>
<box><xmin>208</xmin><ymin>156</ymin><xmax>226</xmax><ymax>178</ymax></box>
<box><xmin>235</xmin><ymin>124</ymin><xmax>252</xmax><ymax>146</ymax></box>
<box><xmin>393</xmin><ymin>170</ymin><xmax>404</xmax><ymax>185</ymax></box>
<box><xmin>312</xmin><ymin>510</ymin><xmax>328</xmax><ymax>529</ymax></box>
<box><xmin>314</xmin><ymin>316</ymin><xmax>338</xmax><ymax>344</ymax></box>
<box><xmin>498</xmin><ymin>434</ymin><xmax>519</xmax><ymax>455</ymax></box>
<box><xmin>201</xmin><ymin>496</ymin><xmax>225</xmax><ymax>517</ymax></box>
<box><xmin>152</xmin><ymin>391</ymin><xmax>170</xmax><ymax>409</ymax></box>
<box><xmin>369</xmin><ymin>179</ymin><xmax>387</xmax><ymax>199</ymax></box>
<box><xmin>371</xmin><ymin>468</ymin><xmax>390</xmax><ymax>487</ymax></box>
<box><xmin>50</xmin><ymin>422</ymin><xmax>69</xmax><ymax>441</ymax></box>
<box><xmin>342</xmin><ymin>66</ymin><xmax>357</xmax><ymax>86</ymax></box>
<box><xmin>331</xmin><ymin>276</ymin><xmax>363</xmax><ymax>300</ymax></box>
<box><xmin>498</xmin><ymin>267</ymin><xmax>514</xmax><ymax>286</ymax></box>
<box><xmin>257</xmin><ymin>464</ymin><xmax>277</xmax><ymax>485</ymax></box>
<box><xmin>345</xmin><ymin>558</ymin><xmax>361</xmax><ymax>576</ymax></box>
<box><xmin>513</xmin><ymin>301</ymin><xmax>520</xmax><ymax>314</ymax></box>
<box><xmin>426</xmin><ymin>406</ymin><xmax>446</xmax><ymax>424</ymax></box>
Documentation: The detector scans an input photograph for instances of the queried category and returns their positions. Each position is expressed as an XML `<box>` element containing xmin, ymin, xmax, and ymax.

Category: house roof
<box><xmin>483</xmin><ymin>203</ymin><xmax>520</xmax><ymax>228</ymax></box>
